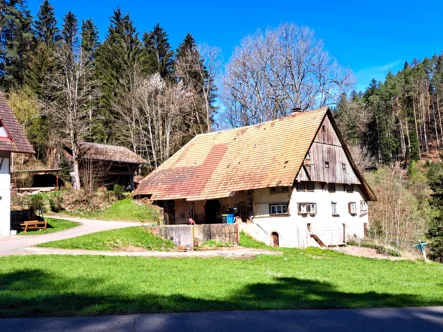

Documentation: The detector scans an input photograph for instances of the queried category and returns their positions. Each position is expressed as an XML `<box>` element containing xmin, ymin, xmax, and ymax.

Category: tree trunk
<box><xmin>71</xmin><ymin>141</ymin><xmax>81</xmax><ymax>190</ymax></box>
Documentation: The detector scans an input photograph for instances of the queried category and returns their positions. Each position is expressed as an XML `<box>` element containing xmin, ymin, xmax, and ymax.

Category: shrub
<box><xmin>113</xmin><ymin>184</ymin><xmax>125</xmax><ymax>200</ymax></box>
<box><xmin>29</xmin><ymin>194</ymin><xmax>45</xmax><ymax>214</ymax></box>
<box><xmin>48</xmin><ymin>192</ymin><xmax>64</xmax><ymax>213</ymax></box>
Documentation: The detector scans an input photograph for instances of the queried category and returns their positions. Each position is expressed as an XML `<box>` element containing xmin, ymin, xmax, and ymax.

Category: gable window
<box><xmin>325</xmin><ymin>161</ymin><xmax>330</xmax><ymax>168</ymax></box>
<box><xmin>298</xmin><ymin>203</ymin><xmax>317</xmax><ymax>216</ymax></box>
<box><xmin>269</xmin><ymin>203</ymin><xmax>288</xmax><ymax>215</ymax></box>
<box><xmin>270</xmin><ymin>186</ymin><xmax>290</xmax><ymax>195</ymax></box>
<box><xmin>0</xmin><ymin>124</ymin><xmax>8</xmax><ymax>138</ymax></box>
<box><xmin>342</xmin><ymin>163</ymin><xmax>346</xmax><ymax>171</ymax></box>
<box><xmin>331</xmin><ymin>202</ymin><xmax>338</xmax><ymax>215</ymax></box>
<box><xmin>328</xmin><ymin>183</ymin><xmax>336</xmax><ymax>193</ymax></box>
<box><xmin>345</xmin><ymin>184</ymin><xmax>354</xmax><ymax>193</ymax></box>
<box><xmin>360</xmin><ymin>201</ymin><xmax>368</xmax><ymax>215</ymax></box>
<box><xmin>296</xmin><ymin>182</ymin><xmax>315</xmax><ymax>192</ymax></box>
<box><xmin>348</xmin><ymin>202</ymin><xmax>357</xmax><ymax>215</ymax></box>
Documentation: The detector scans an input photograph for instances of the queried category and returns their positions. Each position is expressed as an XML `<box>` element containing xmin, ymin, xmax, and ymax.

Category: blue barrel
<box><xmin>227</xmin><ymin>214</ymin><xmax>235</xmax><ymax>224</ymax></box>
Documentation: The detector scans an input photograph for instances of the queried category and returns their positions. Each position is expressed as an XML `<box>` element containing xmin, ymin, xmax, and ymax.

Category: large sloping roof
<box><xmin>135</xmin><ymin>108</ymin><xmax>333</xmax><ymax>201</ymax></box>
<box><xmin>64</xmin><ymin>142</ymin><xmax>146</xmax><ymax>164</ymax></box>
<box><xmin>0</xmin><ymin>92</ymin><xmax>35</xmax><ymax>154</ymax></box>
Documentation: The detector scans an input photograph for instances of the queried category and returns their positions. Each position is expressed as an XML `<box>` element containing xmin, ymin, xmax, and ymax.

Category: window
<box><xmin>325</xmin><ymin>161</ymin><xmax>330</xmax><ymax>168</ymax></box>
<box><xmin>360</xmin><ymin>201</ymin><xmax>368</xmax><ymax>214</ymax></box>
<box><xmin>345</xmin><ymin>184</ymin><xmax>354</xmax><ymax>193</ymax></box>
<box><xmin>298</xmin><ymin>203</ymin><xmax>317</xmax><ymax>215</ymax></box>
<box><xmin>0</xmin><ymin>125</ymin><xmax>7</xmax><ymax>138</ymax></box>
<box><xmin>331</xmin><ymin>202</ymin><xmax>338</xmax><ymax>215</ymax></box>
<box><xmin>342</xmin><ymin>163</ymin><xmax>346</xmax><ymax>171</ymax></box>
<box><xmin>270</xmin><ymin>203</ymin><xmax>288</xmax><ymax>215</ymax></box>
<box><xmin>348</xmin><ymin>202</ymin><xmax>357</xmax><ymax>215</ymax></box>
<box><xmin>270</xmin><ymin>186</ymin><xmax>289</xmax><ymax>195</ymax></box>
<box><xmin>296</xmin><ymin>181</ymin><xmax>314</xmax><ymax>192</ymax></box>
<box><xmin>322</xmin><ymin>125</ymin><xmax>326</xmax><ymax>132</ymax></box>
<box><xmin>328</xmin><ymin>183</ymin><xmax>336</xmax><ymax>193</ymax></box>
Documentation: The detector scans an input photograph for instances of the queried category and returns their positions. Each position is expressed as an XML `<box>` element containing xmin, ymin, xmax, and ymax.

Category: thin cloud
<box><xmin>355</xmin><ymin>60</ymin><xmax>403</xmax><ymax>91</ymax></box>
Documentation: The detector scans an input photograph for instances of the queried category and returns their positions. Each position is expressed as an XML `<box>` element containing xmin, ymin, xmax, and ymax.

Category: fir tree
<box><xmin>0</xmin><ymin>0</ymin><xmax>34</xmax><ymax>90</ymax></box>
<box><xmin>95</xmin><ymin>8</ymin><xmax>143</xmax><ymax>143</ymax></box>
<box><xmin>34</xmin><ymin>0</ymin><xmax>60</xmax><ymax>47</ymax></box>
<box><xmin>143</xmin><ymin>24</ymin><xmax>174</xmax><ymax>79</ymax></box>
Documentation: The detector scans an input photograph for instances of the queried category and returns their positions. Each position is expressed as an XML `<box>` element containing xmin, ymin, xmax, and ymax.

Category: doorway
<box><xmin>205</xmin><ymin>199</ymin><xmax>221</xmax><ymax>223</ymax></box>
<box><xmin>271</xmin><ymin>232</ymin><xmax>279</xmax><ymax>247</ymax></box>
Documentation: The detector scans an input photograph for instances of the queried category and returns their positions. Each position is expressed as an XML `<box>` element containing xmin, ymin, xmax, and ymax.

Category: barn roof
<box><xmin>135</xmin><ymin>107</ymin><xmax>375</xmax><ymax>201</ymax></box>
<box><xmin>64</xmin><ymin>142</ymin><xmax>146</xmax><ymax>164</ymax></box>
<box><xmin>0</xmin><ymin>92</ymin><xmax>35</xmax><ymax>154</ymax></box>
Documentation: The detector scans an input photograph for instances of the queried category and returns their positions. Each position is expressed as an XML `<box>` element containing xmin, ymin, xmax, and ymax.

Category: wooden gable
<box><xmin>297</xmin><ymin>115</ymin><xmax>361</xmax><ymax>185</ymax></box>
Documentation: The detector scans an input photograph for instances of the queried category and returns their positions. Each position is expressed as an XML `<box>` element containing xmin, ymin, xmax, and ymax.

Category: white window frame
<box><xmin>331</xmin><ymin>202</ymin><xmax>338</xmax><ymax>215</ymax></box>
<box><xmin>349</xmin><ymin>202</ymin><xmax>357</xmax><ymax>215</ymax></box>
<box><xmin>360</xmin><ymin>201</ymin><xmax>368</xmax><ymax>215</ymax></box>
<box><xmin>298</xmin><ymin>203</ymin><xmax>317</xmax><ymax>216</ymax></box>
<box><xmin>270</xmin><ymin>203</ymin><xmax>289</xmax><ymax>216</ymax></box>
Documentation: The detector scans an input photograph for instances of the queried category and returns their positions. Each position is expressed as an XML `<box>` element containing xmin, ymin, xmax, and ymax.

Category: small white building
<box><xmin>135</xmin><ymin>107</ymin><xmax>376</xmax><ymax>248</ymax></box>
<box><xmin>0</xmin><ymin>92</ymin><xmax>35</xmax><ymax>236</ymax></box>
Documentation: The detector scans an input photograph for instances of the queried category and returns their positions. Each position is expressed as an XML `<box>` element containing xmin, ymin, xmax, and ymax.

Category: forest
<box><xmin>0</xmin><ymin>0</ymin><xmax>442</xmax><ymax>261</ymax></box>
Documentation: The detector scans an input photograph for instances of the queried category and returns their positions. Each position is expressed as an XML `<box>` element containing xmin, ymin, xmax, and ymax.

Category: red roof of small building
<box><xmin>0</xmin><ymin>92</ymin><xmax>35</xmax><ymax>154</ymax></box>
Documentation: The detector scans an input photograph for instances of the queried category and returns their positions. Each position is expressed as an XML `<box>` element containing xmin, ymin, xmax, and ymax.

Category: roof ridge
<box><xmin>197</xmin><ymin>107</ymin><xmax>329</xmax><ymax>137</ymax></box>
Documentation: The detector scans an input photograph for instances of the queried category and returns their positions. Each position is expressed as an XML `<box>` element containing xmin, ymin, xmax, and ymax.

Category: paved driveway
<box><xmin>0</xmin><ymin>216</ymin><xmax>143</xmax><ymax>255</ymax></box>
<box><xmin>0</xmin><ymin>307</ymin><xmax>442</xmax><ymax>332</ymax></box>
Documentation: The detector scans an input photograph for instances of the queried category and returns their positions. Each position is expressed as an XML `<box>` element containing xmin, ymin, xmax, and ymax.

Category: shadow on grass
<box><xmin>1</xmin><ymin>268</ymin><xmax>442</xmax><ymax>321</ymax></box>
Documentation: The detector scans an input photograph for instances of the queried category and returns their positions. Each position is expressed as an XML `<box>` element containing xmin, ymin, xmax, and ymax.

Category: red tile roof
<box><xmin>135</xmin><ymin>108</ymin><xmax>330</xmax><ymax>200</ymax></box>
<box><xmin>0</xmin><ymin>92</ymin><xmax>35</xmax><ymax>154</ymax></box>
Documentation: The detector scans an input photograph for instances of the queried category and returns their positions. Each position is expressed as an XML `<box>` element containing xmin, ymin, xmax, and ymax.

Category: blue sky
<box><xmin>28</xmin><ymin>0</ymin><xmax>443</xmax><ymax>92</ymax></box>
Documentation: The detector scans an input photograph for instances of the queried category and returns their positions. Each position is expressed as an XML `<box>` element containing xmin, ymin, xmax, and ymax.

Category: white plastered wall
<box><xmin>0</xmin><ymin>152</ymin><xmax>11</xmax><ymax>236</ymax></box>
<box><xmin>252</xmin><ymin>183</ymin><xmax>369</xmax><ymax>248</ymax></box>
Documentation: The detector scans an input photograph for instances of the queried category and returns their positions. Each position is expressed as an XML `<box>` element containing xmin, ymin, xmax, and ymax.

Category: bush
<box><xmin>113</xmin><ymin>184</ymin><xmax>125</xmax><ymax>200</ymax></box>
<box><xmin>48</xmin><ymin>192</ymin><xmax>64</xmax><ymax>213</ymax></box>
<box><xmin>29</xmin><ymin>194</ymin><xmax>45</xmax><ymax>215</ymax></box>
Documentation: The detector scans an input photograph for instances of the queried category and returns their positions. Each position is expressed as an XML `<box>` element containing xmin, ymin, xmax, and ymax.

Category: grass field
<box><xmin>1</xmin><ymin>235</ymin><xmax>443</xmax><ymax>317</ymax></box>
<box><xmin>38</xmin><ymin>227</ymin><xmax>175</xmax><ymax>251</ymax></box>
<box><xmin>19</xmin><ymin>218</ymin><xmax>80</xmax><ymax>235</ymax></box>
<box><xmin>60</xmin><ymin>198</ymin><xmax>161</xmax><ymax>223</ymax></box>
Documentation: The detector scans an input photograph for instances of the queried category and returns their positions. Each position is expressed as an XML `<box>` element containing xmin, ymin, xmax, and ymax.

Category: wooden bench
<box><xmin>19</xmin><ymin>220</ymin><xmax>47</xmax><ymax>233</ymax></box>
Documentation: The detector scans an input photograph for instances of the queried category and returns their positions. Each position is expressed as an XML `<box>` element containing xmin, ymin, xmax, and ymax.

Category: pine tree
<box><xmin>34</xmin><ymin>0</ymin><xmax>60</xmax><ymax>47</ymax></box>
<box><xmin>95</xmin><ymin>8</ymin><xmax>143</xmax><ymax>143</ymax></box>
<box><xmin>0</xmin><ymin>0</ymin><xmax>34</xmax><ymax>90</ymax></box>
<box><xmin>143</xmin><ymin>24</ymin><xmax>174</xmax><ymax>79</ymax></box>
<box><xmin>81</xmin><ymin>19</ymin><xmax>99</xmax><ymax>60</ymax></box>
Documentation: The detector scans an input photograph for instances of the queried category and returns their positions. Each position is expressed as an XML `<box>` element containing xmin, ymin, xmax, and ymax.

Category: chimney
<box><xmin>291</xmin><ymin>107</ymin><xmax>302</xmax><ymax>114</ymax></box>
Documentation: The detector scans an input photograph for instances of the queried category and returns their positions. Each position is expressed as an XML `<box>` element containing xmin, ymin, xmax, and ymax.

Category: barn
<box><xmin>134</xmin><ymin>107</ymin><xmax>376</xmax><ymax>248</ymax></box>
<box><xmin>0</xmin><ymin>92</ymin><xmax>35</xmax><ymax>236</ymax></box>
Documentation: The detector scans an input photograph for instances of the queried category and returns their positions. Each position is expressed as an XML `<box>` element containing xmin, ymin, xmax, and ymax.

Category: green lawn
<box><xmin>19</xmin><ymin>218</ymin><xmax>80</xmax><ymax>235</ymax></box>
<box><xmin>37</xmin><ymin>227</ymin><xmax>175</xmax><ymax>251</ymax></box>
<box><xmin>60</xmin><ymin>198</ymin><xmax>161</xmax><ymax>223</ymax></box>
<box><xmin>1</xmin><ymin>235</ymin><xmax>443</xmax><ymax>317</ymax></box>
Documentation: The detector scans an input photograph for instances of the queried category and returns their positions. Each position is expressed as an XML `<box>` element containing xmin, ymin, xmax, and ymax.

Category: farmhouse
<box><xmin>135</xmin><ymin>107</ymin><xmax>376</xmax><ymax>248</ymax></box>
<box><xmin>62</xmin><ymin>142</ymin><xmax>146</xmax><ymax>190</ymax></box>
<box><xmin>0</xmin><ymin>92</ymin><xmax>35</xmax><ymax>236</ymax></box>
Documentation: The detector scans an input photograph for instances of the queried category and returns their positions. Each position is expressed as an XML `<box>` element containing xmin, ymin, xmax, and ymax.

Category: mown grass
<box><xmin>60</xmin><ymin>198</ymin><xmax>160</xmax><ymax>223</ymax></box>
<box><xmin>1</xmin><ymin>237</ymin><xmax>443</xmax><ymax>317</ymax></box>
<box><xmin>19</xmin><ymin>218</ymin><xmax>80</xmax><ymax>235</ymax></box>
<box><xmin>37</xmin><ymin>227</ymin><xmax>175</xmax><ymax>251</ymax></box>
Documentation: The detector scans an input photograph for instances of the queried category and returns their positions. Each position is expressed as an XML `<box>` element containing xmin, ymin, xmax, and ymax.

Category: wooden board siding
<box><xmin>297</xmin><ymin>116</ymin><xmax>361</xmax><ymax>185</ymax></box>
<box><xmin>314</xmin><ymin>116</ymin><xmax>341</xmax><ymax>146</ymax></box>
